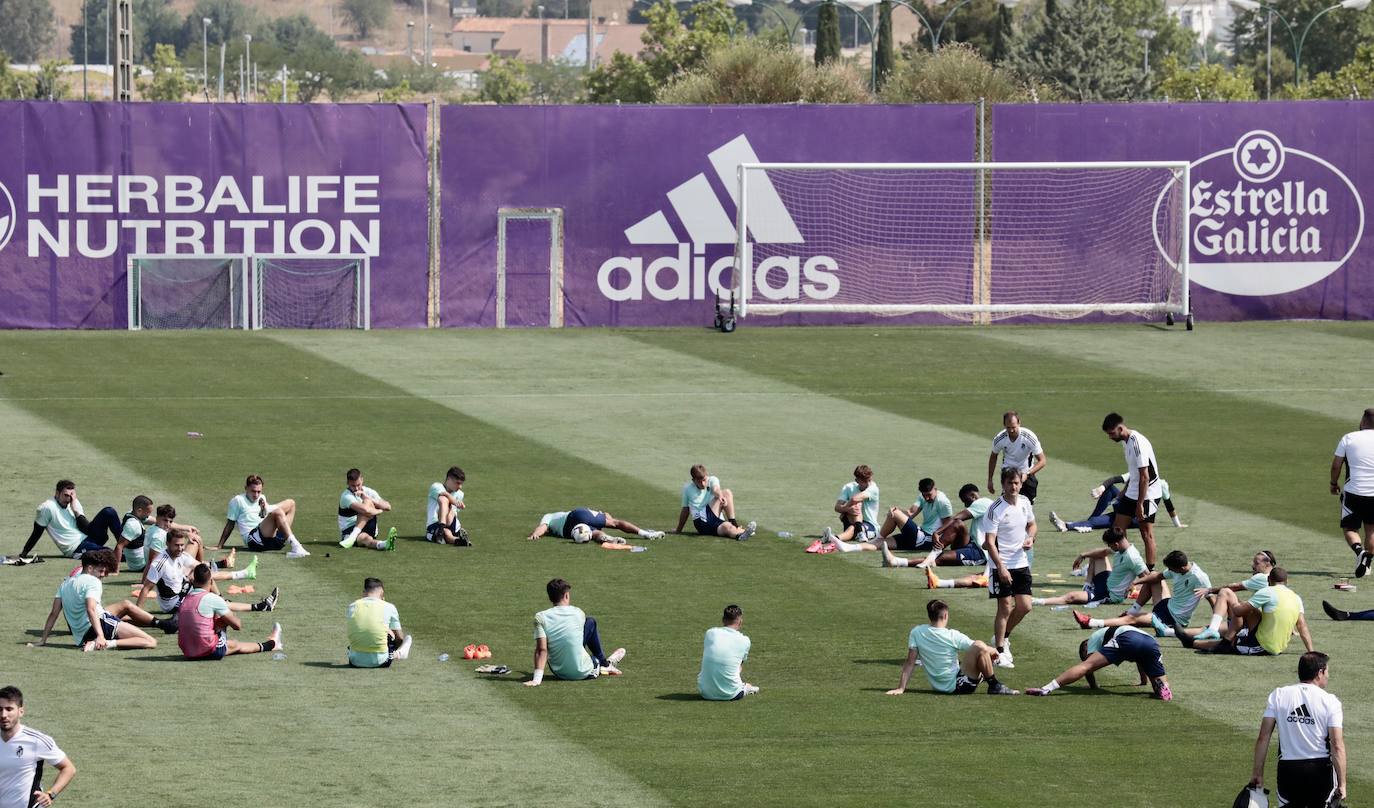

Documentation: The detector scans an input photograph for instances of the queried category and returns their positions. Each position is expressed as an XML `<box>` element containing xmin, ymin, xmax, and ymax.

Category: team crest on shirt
<box><xmin>15</xmin><ymin>747</ymin><xmax>23</xmax><ymax>756</ymax></box>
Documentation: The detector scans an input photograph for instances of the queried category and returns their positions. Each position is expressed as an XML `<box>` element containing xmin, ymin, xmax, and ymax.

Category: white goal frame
<box><xmin>250</xmin><ymin>253</ymin><xmax>372</xmax><ymax>330</ymax></box>
<box><xmin>496</xmin><ymin>207</ymin><xmax>565</xmax><ymax>328</ymax></box>
<box><xmin>126</xmin><ymin>253</ymin><xmax>251</xmax><ymax>331</ymax></box>
<box><xmin>733</xmin><ymin>160</ymin><xmax>1191</xmax><ymax>321</ymax></box>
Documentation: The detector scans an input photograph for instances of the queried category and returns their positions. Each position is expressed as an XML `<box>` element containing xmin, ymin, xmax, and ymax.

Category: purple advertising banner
<box><xmin>0</xmin><ymin>102</ymin><xmax>430</xmax><ymax>329</ymax></box>
<box><xmin>440</xmin><ymin>104</ymin><xmax>977</xmax><ymax>327</ymax></box>
<box><xmin>994</xmin><ymin>102</ymin><xmax>1371</xmax><ymax>321</ymax></box>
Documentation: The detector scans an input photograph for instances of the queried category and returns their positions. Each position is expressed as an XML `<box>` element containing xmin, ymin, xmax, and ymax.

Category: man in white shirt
<box><xmin>983</xmin><ymin>468</ymin><xmax>1037</xmax><ymax>668</ymax></box>
<box><xmin>338</xmin><ymin>468</ymin><xmax>395</xmax><ymax>551</ymax></box>
<box><xmin>217</xmin><ymin>474</ymin><xmax>309</xmax><ymax>558</ymax></box>
<box><xmin>1332</xmin><ymin>408</ymin><xmax>1374</xmax><ymax>578</ymax></box>
<box><xmin>1102</xmin><ymin>412</ymin><xmax>1163</xmax><ymax>569</ymax></box>
<box><xmin>1251</xmin><ymin>651</ymin><xmax>1346</xmax><ymax>807</ymax></box>
<box><xmin>988</xmin><ymin>411</ymin><xmax>1046</xmax><ymax>503</ymax></box>
<box><xmin>0</xmin><ymin>685</ymin><xmax>76</xmax><ymax>808</ymax></box>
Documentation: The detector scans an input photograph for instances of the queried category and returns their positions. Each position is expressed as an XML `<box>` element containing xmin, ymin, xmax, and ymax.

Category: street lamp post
<box><xmin>244</xmin><ymin>34</ymin><xmax>252</xmax><ymax>101</ymax></box>
<box><xmin>1228</xmin><ymin>0</ymin><xmax>1370</xmax><ymax>86</ymax></box>
<box><xmin>202</xmin><ymin>18</ymin><xmax>212</xmax><ymax>96</ymax></box>
<box><xmin>1295</xmin><ymin>0</ymin><xmax>1370</xmax><ymax>79</ymax></box>
<box><xmin>1136</xmin><ymin>27</ymin><xmax>1156</xmax><ymax>76</ymax></box>
<box><xmin>407</xmin><ymin>20</ymin><xmax>415</xmax><ymax>63</ymax></box>
<box><xmin>884</xmin><ymin>0</ymin><xmax>1016</xmax><ymax>51</ymax></box>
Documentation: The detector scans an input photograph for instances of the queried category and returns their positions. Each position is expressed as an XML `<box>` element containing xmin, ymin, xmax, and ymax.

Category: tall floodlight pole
<box><xmin>1136</xmin><ymin>28</ymin><xmax>1156</xmax><ymax>76</ymax></box>
<box><xmin>407</xmin><ymin>20</ymin><xmax>415</xmax><ymax>62</ymax></box>
<box><xmin>202</xmin><ymin>18</ymin><xmax>211</xmax><ymax>95</ymax></box>
<box><xmin>423</xmin><ymin>0</ymin><xmax>431</xmax><ymax>67</ymax></box>
<box><xmin>82</xmin><ymin>0</ymin><xmax>88</xmax><ymax>98</ymax></box>
<box><xmin>218</xmin><ymin>41</ymin><xmax>225</xmax><ymax>101</ymax></box>
<box><xmin>245</xmin><ymin>34</ymin><xmax>252</xmax><ymax>101</ymax></box>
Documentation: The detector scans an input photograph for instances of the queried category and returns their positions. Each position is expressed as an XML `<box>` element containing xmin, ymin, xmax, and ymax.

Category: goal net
<box><xmin>252</xmin><ymin>255</ymin><xmax>371</xmax><ymax>330</ymax></box>
<box><xmin>733</xmin><ymin>162</ymin><xmax>1190</xmax><ymax>322</ymax></box>
<box><xmin>127</xmin><ymin>255</ymin><xmax>249</xmax><ymax>330</ymax></box>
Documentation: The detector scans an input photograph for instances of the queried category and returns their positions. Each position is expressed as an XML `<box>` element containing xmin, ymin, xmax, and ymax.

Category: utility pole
<box><xmin>218</xmin><ymin>41</ymin><xmax>225</xmax><ymax>101</ymax></box>
<box><xmin>202</xmin><ymin>17</ymin><xmax>211</xmax><ymax>96</ymax></box>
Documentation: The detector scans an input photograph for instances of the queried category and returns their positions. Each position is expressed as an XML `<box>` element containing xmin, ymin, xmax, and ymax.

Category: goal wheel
<box><xmin>1185</xmin><ymin>313</ymin><xmax>1194</xmax><ymax>331</ymax></box>
<box><xmin>1165</xmin><ymin>313</ymin><xmax>1174</xmax><ymax>327</ymax></box>
<box><xmin>720</xmin><ymin>316</ymin><xmax>736</xmax><ymax>334</ymax></box>
<box><xmin>713</xmin><ymin>312</ymin><xmax>724</xmax><ymax>330</ymax></box>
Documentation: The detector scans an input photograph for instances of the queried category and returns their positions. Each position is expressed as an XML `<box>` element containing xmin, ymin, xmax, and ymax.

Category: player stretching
<box><xmin>988</xmin><ymin>411</ymin><xmax>1046</xmax><ymax>503</ymax></box>
<box><xmin>0</xmin><ymin>686</ymin><xmax>76</xmax><ymax>807</ymax></box>
<box><xmin>528</xmin><ymin>508</ymin><xmax>664</xmax><ymax>545</ymax></box>
<box><xmin>1102</xmin><ymin>413</ymin><xmax>1163</xmax><ymax>569</ymax></box>
<box><xmin>38</xmin><ymin>549</ymin><xmax>171</xmax><ymax>652</ymax></box>
<box><xmin>874</xmin><ymin>478</ymin><xmax>953</xmax><ymax>555</ymax></box>
<box><xmin>339</xmin><ymin>468</ymin><xmax>395</xmax><ymax>551</ymax></box>
<box><xmin>984</xmin><ymin>468</ymin><xmax>1036</xmax><ymax>668</ymax></box>
<box><xmin>137</xmin><ymin>529</ymin><xmax>275</xmax><ymax>621</ymax></box>
<box><xmin>1070</xmin><ymin>550</ymin><xmax>1211</xmax><ymax>640</ymax></box>
<box><xmin>1027</xmin><ymin>625</ymin><xmax>1172</xmax><ymax>700</ymax></box>
<box><xmin>811</xmin><ymin>465</ymin><xmax>879</xmax><ymax>554</ymax></box>
<box><xmin>1031</xmin><ymin>528</ymin><xmax>1147</xmax><ymax>610</ymax></box>
<box><xmin>880</xmin><ymin>484</ymin><xmax>992</xmax><ymax>570</ymax></box>
<box><xmin>1333</xmin><ymin>408</ymin><xmax>1374</xmax><ymax>578</ymax></box>
<box><xmin>1251</xmin><ymin>652</ymin><xmax>1346</xmax><ymax>807</ymax></box>
<box><xmin>218</xmin><ymin>475</ymin><xmax>309</xmax><ymax>558</ymax></box>
<box><xmin>886</xmin><ymin>600</ymin><xmax>1018</xmax><ymax>697</ymax></box>
<box><xmin>698</xmin><ymin>605</ymin><xmax>758</xmax><ymax>700</ymax></box>
<box><xmin>1183</xmin><ymin>567</ymin><xmax>1313</xmax><ymax>656</ymax></box>
<box><xmin>347</xmin><ymin>577</ymin><xmax>412</xmax><ymax>668</ymax></box>
<box><xmin>426</xmin><ymin>466</ymin><xmax>470</xmax><ymax>546</ymax></box>
<box><xmin>1049</xmin><ymin>472</ymin><xmax>1184</xmax><ymax>533</ymax></box>
<box><xmin>177</xmin><ymin>564</ymin><xmax>282</xmax><ymax>661</ymax></box>
<box><xmin>525</xmin><ymin>578</ymin><xmax>626</xmax><ymax>686</ymax></box>
<box><xmin>676</xmin><ymin>465</ymin><xmax>755</xmax><ymax>541</ymax></box>
<box><xmin>19</xmin><ymin>480</ymin><xmax>125</xmax><ymax>559</ymax></box>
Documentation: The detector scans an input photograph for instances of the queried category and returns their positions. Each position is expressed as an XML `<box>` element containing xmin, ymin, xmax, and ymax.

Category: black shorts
<box><xmin>1216</xmin><ymin>628</ymin><xmax>1270</xmax><ymax>656</ymax></box>
<box><xmin>989</xmin><ymin>566</ymin><xmax>1033</xmax><ymax>599</ymax></box>
<box><xmin>1020</xmin><ymin>473</ymin><xmax>1039</xmax><ymax>503</ymax></box>
<box><xmin>951</xmin><ymin>674</ymin><xmax>981</xmax><ymax>695</ymax></box>
<box><xmin>1340</xmin><ymin>491</ymin><xmax>1374</xmax><ymax>531</ymax></box>
<box><xmin>895</xmin><ymin>520</ymin><xmax>932</xmax><ymax>552</ymax></box>
<box><xmin>1276</xmin><ymin>758</ymin><xmax>1337</xmax><ymax>807</ymax></box>
<box><xmin>1113</xmin><ymin>495</ymin><xmax>1158</xmax><ymax>524</ymax></box>
<box><xmin>79</xmin><ymin>611</ymin><xmax>121</xmax><ymax>644</ymax></box>
<box><xmin>246</xmin><ymin>528</ymin><xmax>286</xmax><ymax>551</ymax></box>
<box><xmin>340</xmin><ymin>517</ymin><xmax>379</xmax><ymax>541</ymax></box>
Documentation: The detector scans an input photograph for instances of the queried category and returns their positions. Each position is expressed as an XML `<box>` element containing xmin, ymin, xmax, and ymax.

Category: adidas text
<box><xmin>597</xmin><ymin>243</ymin><xmax>840</xmax><ymax>303</ymax></box>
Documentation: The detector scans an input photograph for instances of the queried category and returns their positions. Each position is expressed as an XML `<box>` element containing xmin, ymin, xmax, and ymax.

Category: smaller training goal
<box><xmin>252</xmin><ymin>255</ymin><xmax>371</xmax><ymax>330</ymax></box>
<box><xmin>127</xmin><ymin>255</ymin><xmax>250</xmax><ymax>330</ymax></box>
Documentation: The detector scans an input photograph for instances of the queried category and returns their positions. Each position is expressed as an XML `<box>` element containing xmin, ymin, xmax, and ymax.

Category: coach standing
<box><xmin>1250</xmin><ymin>652</ymin><xmax>1346</xmax><ymax>808</ymax></box>
<box><xmin>1332</xmin><ymin>408</ymin><xmax>1374</xmax><ymax>579</ymax></box>
<box><xmin>988</xmin><ymin>411</ymin><xmax>1046</xmax><ymax>504</ymax></box>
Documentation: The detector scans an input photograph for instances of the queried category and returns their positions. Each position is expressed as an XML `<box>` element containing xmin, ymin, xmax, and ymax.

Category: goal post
<box><xmin>251</xmin><ymin>254</ymin><xmax>371</xmax><ymax>330</ymax></box>
<box><xmin>733</xmin><ymin>161</ymin><xmax>1191</xmax><ymax>323</ymax></box>
<box><xmin>127</xmin><ymin>254</ymin><xmax>250</xmax><ymax>330</ymax></box>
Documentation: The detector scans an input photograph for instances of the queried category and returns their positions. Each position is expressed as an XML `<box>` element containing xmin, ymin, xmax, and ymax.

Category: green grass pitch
<box><xmin>1</xmin><ymin>322</ymin><xmax>1372</xmax><ymax>807</ymax></box>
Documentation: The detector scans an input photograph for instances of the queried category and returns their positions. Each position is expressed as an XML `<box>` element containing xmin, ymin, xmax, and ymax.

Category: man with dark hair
<box><xmin>525</xmin><ymin>578</ymin><xmax>626</xmax><ymax>686</ymax></box>
<box><xmin>136</xmin><ymin>529</ymin><xmax>273</xmax><ymax>619</ymax></box>
<box><xmin>177</xmin><ymin>563</ymin><xmax>282</xmax><ymax>660</ymax></box>
<box><xmin>19</xmin><ymin>480</ymin><xmax>126</xmax><ymax>559</ymax></box>
<box><xmin>815</xmin><ymin>465</ymin><xmax>880</xmax><ymax>554</ymax></box>
<box><xmin>1102</xmin><ymin>412</ymin><xmax>1163</xmax><ymax>569</ymax></box>
<box><xmin>1068</xmin><ymin>549</ymin><xmax>1212</xmax><ymax>641</ymax></box>
<box><xmin>881</xmin><ymin>483</ymin><xmax>993</xmax><ymax>570</ymax></box>
<box><xmin>426</xmin><ymin>466</ymin><xmax>471</xmax><ymax>546</ymax></box>
<box><xmin>984</xmin><ymin>468</ymin><xmax>1037</xmax><ymax>668</ymax></box>
<box><xmin>1333</xmin><ymin>408</ymin><xmax>1374</xmax><ymax>578</ymax></box>
<box><xmin>698</xmin><ymin>604</ymin><xmax>757</xmax><ymax>700</ymax></box>
<box><xmin>1027</xmin><ymin>625</ymin><xmax>1172</xmax><ymax>700</ymax></box>
<box><xmin>347</xmin><ymin>577</ymin><xmax>411</xmax><ymax>667</ymax></box>
<box><xmin>527</xmin><ymin>509</ymin><xmax>663</xmax><ymax>546</ymax></box>
<box><xmin>676</xmin><ymin>465</ymin><xmax>755</xmax><ymax>541</ymax></box>
<box><xmin>339</xmin><ymin>469</ymin><xmax>395</xmax><ymax>551</ymax></box>
<box><xmin>1184</xmin><ymin>567</ymin><xmax>1313</xmax><ymax>655</ymax></box>
<box><xmin>1050</xmin><ymin>472</ymin><xmax>1185</xmax><ymax>533</ymax></box>
<box><xmin>989</xmin><ymin>411</ymin><xmax>1046</xmax><ymax>503</ymax></box>
<box><xmin>1251</xmin><ymin>652</ymin><xmax>1346</xmax><ymax>806</ymax></box>
<box><xmin>0</xmin><ymin>685</ymin><xmax>76</xmax><ymax>807</ymax></box>
<box><xmin>887</xmin><ymin>600</ymin><xmax>1017</xmax><ymax>696</ymax></box>
<box><xmin>218</xmin><ymin>475</ymin><xmax>308</xmax><ymax>558</ymax></box>
<box><xmin>38</xmin><ymin>549</ymin><xmax>170</xmax><ymax>652</ymax></box>
<box><xmin>873</xmin><ymin>477</ymin><xmax>953</xmax><ymax>555</ymax></box>
<box><xmin>1031</xmin><ymin>527</ymin><xmax>1147</xmax><ymax>610</ymax></box>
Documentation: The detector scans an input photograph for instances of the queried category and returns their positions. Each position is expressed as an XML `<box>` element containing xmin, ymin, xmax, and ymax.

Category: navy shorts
<box><xmin>693</xmin><ymin>510</ymin><xmax>726</xmax><ymax>536</ymax></box>
<box><xmin>1113</xmin><ymin>495</ymin><xmax>1158</xmax><ymax>524</ymax></box>
<box><xmin>564</xmin><ymin>508</ymin><xmax>607</xmax><ymax>538</ymax></box>
<box><xmin>989</xmin><ymin>567</ymin><xmax>1033</xmax><ymax>599</ymax></box>
<box><xmin>1098</xmin><ymin>630</ymin><xmax>1165</xmax><ymax>678</ymax></box>
<box><xmin>247</xmin><ymin>528</ymin><xmax>286</xmax><ymax>551</ymax></box>
<box><xmin>1086</xmin><ymin>570</ymin><xmax>1113</xmax><ymax>603</ymax></box>
<box><xmin>1219</xmin><ymin>628</ymin><xmax>1270</xmax><ymax>656</ymax></box>
<box><xmin>192</xmin><ymin>631</ymin><xmax>230</xmax><ymax>661</ymax></box>
<box><xmin>895</xmin><ymin>521</ymin><xmax>933</xmax><ymax>552</ymax></box>
<box><xmin>79</xmin><ymin>611</ymin><xmax>122</xmax><ymax>644</ymax></box>
<box><xmin>851</xmin><ymin>521</ymin><xmax>878</xmax><ymax>541</ymax></box>
<box><xmin>954</xmin><ymin>543</ymin><xmax>986</xmax><ymax>566</ymax></box>
<box><xmin>1152</xmin><ymin>598</ymin><xmax>1178</xmax><ymax>628</ymax></box>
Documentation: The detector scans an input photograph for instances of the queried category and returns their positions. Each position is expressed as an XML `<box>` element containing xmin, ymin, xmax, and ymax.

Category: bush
<box><xmin>658</xmin><ymin>38</ymin><xmax>870</xmax><ymax>104</ymax></box>
<box><xmin>879</xmin><ymin>42</ymin><xmax>1048</xmax><ymax>103</ymax></box>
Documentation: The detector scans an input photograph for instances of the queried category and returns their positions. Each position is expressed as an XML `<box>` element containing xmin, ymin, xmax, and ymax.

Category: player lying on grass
<box><xmin>1181</xmin><ymin>567</ymin><xmax>1313</xmax><ymax>656</ymax></box>
<box><xmin>1030</xmin><ymin>528</ymin><xmax>1148</xmax><ymax>610</ymax></box>
<box><xmin>218</xmin><ymin>474</ymin><xmax>309</xmax><ymax>558</ymax></box>
<box><xmin>347</xmin><ymin>577</ymin><xmax>412</xmax><ymax>668</ymax></box>
<box><xmin>886</xmin><ymin>599</ymin><xmax>1018</xmax><ymax>697</ymax></box>
<box><xmin>528</xmin><ymin>508</ymin><xmax>664</xmax><ymax>545</ymax></box>
<box><xmin>807</xmin><ymin>465</ymin><xmax>879</xmax><ymax>554</ymax></box>
<box><xmin>698</xmin><ymin>604</ymin><xmax>758</xmax><ymax>700</ymax></box>
<box><xmin>675</xmin><ymin>465</ymin><xmax>755</xmax><ymax>541</ymax></box>
<box><xmin>426</xmin><ymin>466</ymin><xmax>470</xmax><ymax>546</ymax></box>
<box><xmin>1322</xmin><ymin>599</ymin><xmax>1374</xmax><ymax>621</ymax></box>
<box><xmin>136</xmin><ymin>529</ymin><xmax>276</xmax><ymax>622</ymax></box>
<box><xmin>985</xmin><ymin>468</ymin><xmax>1036</xmax><ymax>669</ymax></box>
<box><xmin>1067</xmin><ymin>550</ymin><xmax>1211</xmax><ymax>639</ymax></box>
<box><xmin>0</xmin><ymin>685</ymin><xmax>77</xmax><ymax>808</ymax></box>
<box><xmin>1049</xmin><ymin>472</ymin><xmax>1185</xmax><ymax>534</ymax></box>
<box><xmin>339</xmin><ymin>468</ymin><xmax>396</xmax><ymax>551</ymax></box>
<box><xmin>20</xmin><ymin>479</ymin><xmax>130</xmax><ymax>560</ymax></box>
<box><xmin>1027</xmin><ymin>625</ymin><xmax>1172</xmax><ymax>700</ymax></box>
<box><xmin>177</xmin><ymin>563</ymin><xmax>282</xmax><ymax>661</ymax></box>
<box><xmin>525</xmin><ymin>578</ymin><xmax>626</xmax><ymax>686</ymax></box>
<box><xmin>879</xmin><ymin>484</ymin><xmax>992</xmax><ymax>569</ymax></box>
<box><xmin>38</xmin><ymin>549</ymin><xmax>173</xmax><ymax>652</ymax></box>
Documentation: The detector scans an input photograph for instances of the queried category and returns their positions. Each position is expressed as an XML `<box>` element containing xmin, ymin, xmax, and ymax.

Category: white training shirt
<box><xmin>980</xmin><ymin>495</ymin><xmax>1035</xmax><ymax>570</ymax></box>
<box><xmin>1123</xmin><ymin>431</ymin><xmax>1163</xmax><ymax>501</ymax></box>
<box><xmin>0</xmin><ymin>725</ymin><xmax>66</xmax><ymax>808</ymax></box>
<box><xmin>145</xmin><ymin>552</ymin><xmax>197</xmax><ymax>611</ymax></box>
<box><xmin>1335</xmin><ymin>429</ymin><xmax>1374</xmax><ymax>496</ymax></box>
<box><xmin>991</xmin><ymin>427</ymin><xmax>1043</xmax><ymax>473</ymax></box>
<box><xmin>1263</xmin><ymin>682</ymin><xmax>1343</xmax><ymax>761</ymax></box>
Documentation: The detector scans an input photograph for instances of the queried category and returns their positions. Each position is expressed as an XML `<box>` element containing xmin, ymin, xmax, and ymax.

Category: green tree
<box><xmin>880</xmin><ymin>41</ymin><xmax>1048</xmax><ymax>102</ymax></box>
<box><xmin>72</xmin><ymin>0</ymin><xmax>183</xmax><ymax>64</ymax></box>
<box><xmin>341</xmin><ymin>0</ymin><xmax>390</xmax><ymax>39</ymax></box>
<box><xmin>584</xmin><ymin>0</ymin><xmax>734</xmax><ymax>102</ymax></box>
<box><xmin>528</xmin><ymin>58</ymin><xmax>586</xmax><ymax>103</ymax></box>
<box><xmin>1154</xmin><ymin>55</ymin><xmax>1257</xmax><ymax>100</ymax></box>
<box><xmin>0</xmin><ymin>50</ymin><xmax>37</xmax><ymax>98</ymax></box>
<box><xmin>875</xmin><ymin>0</ymin><xmax>895</xmax><ymax>88</ymax></box>
<box><xmin>1006</xmin><ymin>0</ymin><xmax>1144</xmax><ymax>100</ymax></box>
<box><xmin>659</xmin><ymin>37</ymin><xmax>870</xmax><ymax>103</ymax></box>
<box><xmin>814</xmin><ymin>1</ymin><xmax>841</xmax><ymax>65</ymax></box>
<box><xmin>1243</xmin><ymin>48</ymin><xmax>1296</xmax><ymax>98</ymax></box>
<box><xmin>32</xmin><ymin>59</ymin><xmax>70</xmax><ymax>100</ymax></box>
<box><xmin>264</xmin><ymin>72</ymin><xmax>301</xmax><ymax>102</ymax></box>
<box><xmin>1231</xmin><ymin>0</ymin><xmax>1365</xmax><ymax>83</ymax></box>
<box><xmin>1295</xmin><ymin>42</ymin><xmax>1374</xmax><ymax>98</ymax></box>
<box><xmin>476</xmin><ymin>0</ymin><xmax>527</xmax><ymax>17</ymax></box>
<box><xmin>584</xmin><ymin>50</ymin><xmax>655</xmax><ymax>102</ymax></box>
<box><xmin>479</xmin><ymin>54</ymin><xmax>532</xmax><ymax>102</ymax></box>
<box><xmin>0</xmin><ymin>0</ymin><xmax>55</xmax><ymax>62</ymax></box>
<box><xmin>138</xmin><ymin>43</ymin><xmax>195</xmax><ymax>100</ymax></box>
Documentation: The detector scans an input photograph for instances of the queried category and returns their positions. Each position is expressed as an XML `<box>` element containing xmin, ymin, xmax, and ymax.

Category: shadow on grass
<box><xmin>301</xmin><ymin>661</ymin><xmax>355</xmax><ymax>669</ymax></box>
<box><xmin>655</xmin><ymin>693</ymin><xmax>706</xmax><ymax>701</ymax></box>
<box><xmin>851</xmin><ymin>658</ymin><xmax>902</xmax><ymax>666</ymax></box>
<box><xmin>129</xmin><ymin>654</ymin><xmax>195</xmax><ymax>662</ymax></box>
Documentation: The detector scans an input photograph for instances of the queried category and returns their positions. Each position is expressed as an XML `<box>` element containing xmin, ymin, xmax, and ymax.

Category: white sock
<box><xmin>1088</xmin><ymin>618</ymin><xmax>1105</xmax><ymax>628</ymax></box>
<box><xmin>1041</xmin><ymin>680</ymin><xmax>1060</xmax><ymax>693</ymax></box>
<box><xmin>373</xmin><ymin>543</ymin><xmax>387</xmax><ymax>551</ymax></box>
<box><xmin>1126</xmin><ymin>603</ymin><xmax>1143</xmax><ymax>616</ymax></box>
<box><xmin>1171</xmin><ymin>515</ymin><xmax>1183</xmax><ymax>527</ymax></box>
<box><xmin>106</xmin><ymin>639</ymin><xmax>119</xmax><ymax>650</ymax></box>
<box><xmin>936</xmin><ymin>579</ymin><xmax>954</xmax><ymax>588</ymax></box>
<box><xmin>288</xmin><ymin>537</ymin><xmax>305</xmax><ymax>553</ymax></box>
<box><xmin>230</xmin><ymin>569</ymin><xmax>249</xmax><ymax>579</ymax></box>
<box><xmin>834</xmin><ymin>540</ymin><xmax>862</xmax><ymax>553</ymax></box>
<box><xmin>917</xmin><ymin>557</ymin><xmax>935</xmax><ymax>568</ymax></box>
<box><xmin>1031</xmin><ymin>598</ymin><xmax>1046</xmax><ymax>606</ymax></box>
<box><xmin>1158</xmin><ymin>626</ymin><xmax>1176</xmax><ymax>637</ymax></box>
<box><xmin>347</xmin><ymin>526</ymin><xmax>363</xmax><ymax>543</ymax></box>
<box><xmin>396</xmin><ymin>635</ymin><xmax>412</xmax><ymax>660</ymax></box>
<box><xmin>1208</xmin><ymin>614</ymin><xmax>1224</xmax><ymax>631</ymax></box>
<box><xmin>637</xmin><ymin>529</ymin><xmax>653</xmax><ymax>538</ymax></box>
<box><xmin>889</xmin><ymin>556</ymin><xmax>909</xmax><ymax>568</ymax></box>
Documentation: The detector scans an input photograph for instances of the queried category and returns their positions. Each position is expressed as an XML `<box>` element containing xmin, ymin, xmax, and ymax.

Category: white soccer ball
<box><xmin>571</xmin><ymin>524</ymin><xmax>592</xmax><ymax>544</ymax></box>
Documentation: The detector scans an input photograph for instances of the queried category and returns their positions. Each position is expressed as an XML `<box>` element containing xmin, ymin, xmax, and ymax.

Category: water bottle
<box><xmin>271</xmin><ymin>652</ymin><xmax>286</xmax><ymax>661</ymax></box>
<box><xmin>438</xmin><ymin>653</ymin><xmax>451</xmax><ymax>662</ymax></box>
<box><xmin>0</xmin><ymin>555</ymin><xmax>8</xmax><ymax>565</ymax></box>
<box><xmin>777</xmin><ymin>531</ymin><xmax>793</xmax><ymax>539</ymax></box>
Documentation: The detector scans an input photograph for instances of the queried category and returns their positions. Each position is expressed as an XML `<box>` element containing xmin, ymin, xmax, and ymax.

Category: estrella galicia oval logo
<box><xmin>0</xmin><ymin>180</ymin><xmax>16</xmax><ymax>254</ymax></box>
<box><xmin>1154</xmin><ymin>130</ymin><xmax>1364</xmax><ymax>297</ymax></box>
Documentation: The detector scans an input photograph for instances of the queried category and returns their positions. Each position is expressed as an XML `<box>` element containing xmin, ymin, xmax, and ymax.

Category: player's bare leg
<box><xmin>1137</xmin><ymin>521</ymin><xmax>1157</xmax><ymax>568</ymax></box>
<box><xmin>718</xmin><ymin>489</ymin><xmax>737</xmax><ymax>522</ymax></box>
